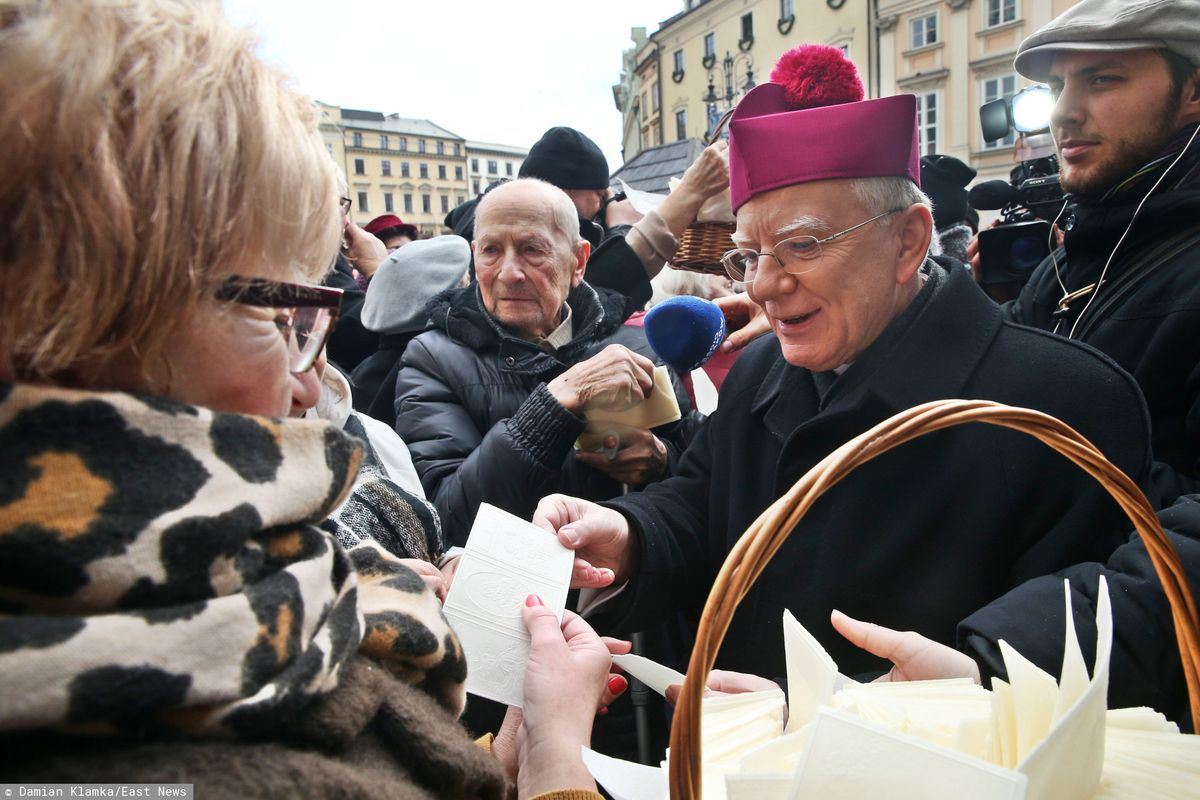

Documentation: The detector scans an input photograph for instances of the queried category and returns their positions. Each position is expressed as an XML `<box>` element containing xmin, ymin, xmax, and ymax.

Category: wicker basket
<box><xmin>669</xmin><ymin>109</ymin><xmax>737</xmax><ymax>276</ymax></box>
<box><xmin>668</xmin><ymin>399</ymin><xmax>1200</xmax><ymax>798</ymax></box>
<box><xmin>670</xmin><ymin>222</ymin><xmax>738</xmax><ymax>275</ymax></box>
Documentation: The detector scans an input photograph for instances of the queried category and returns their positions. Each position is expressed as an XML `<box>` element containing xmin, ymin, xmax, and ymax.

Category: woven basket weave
<box><xmin>668</xmin><ymin>109</ymin><xmax>737</xmax><ymax>276</ymax></box>
<box><xmin>668</xmin><ymin>399</ymin><xmax>1200</xmax><ymax>798</ymax></box>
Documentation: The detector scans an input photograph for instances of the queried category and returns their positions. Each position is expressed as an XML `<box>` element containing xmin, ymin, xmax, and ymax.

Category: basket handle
<box><xmin>705</xmin><ymin>108</ymin><xmax>735</xmax><ymax>146</ymax></box>
<box><xmin>668</xmin><ymin>399</ymin><xmax>1200</xmax><ymax>798</ymax></box>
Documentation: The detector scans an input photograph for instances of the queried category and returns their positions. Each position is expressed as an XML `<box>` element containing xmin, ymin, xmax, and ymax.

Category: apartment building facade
<box><xmin>617</xmin><ymin>0</ymin><xmax>1083</xmax><ymax>187</ymax></box>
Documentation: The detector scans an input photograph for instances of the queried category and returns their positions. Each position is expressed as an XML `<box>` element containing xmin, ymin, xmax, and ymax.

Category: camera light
<box><xmin>1011</xmin><ymin>85</ymin><xmax>1054</xmax><ymax>134</ymax></box>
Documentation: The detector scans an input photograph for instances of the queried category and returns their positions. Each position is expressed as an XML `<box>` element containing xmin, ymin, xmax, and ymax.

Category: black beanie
<box><xmin>920</xmin><ymin>154</ymin><xmax>977</xmax><ymax>231</ymax></box>
<box><xmin>519</xmin><ymin>127</ymin><xmax>609</xmax><ymax>190</ymax></box>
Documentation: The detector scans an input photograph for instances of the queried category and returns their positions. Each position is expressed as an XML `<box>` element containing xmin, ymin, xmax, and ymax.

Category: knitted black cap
<box><xmin>518</xmin><ymin>127</ymin><xmax>609</xmax><ymax>190</ymax></box>
<box><xmin>920</xmin><ymin>154</ymin><xmax>977</xmax><ymax>231</ymax></box>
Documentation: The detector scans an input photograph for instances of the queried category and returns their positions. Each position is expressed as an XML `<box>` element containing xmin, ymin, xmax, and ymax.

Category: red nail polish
<box><xmin>598</xmin><ymin>706</ymin><xmax>608</xmax><ymax>716</ymax></box>
<box><xmin>608</xmin><ymin>675</ymin><xmax>628</xmax><ymax>695</ymax></box>
<box><xmin>525</xmin><ymin>594</ymin><xmax>544</xmax><ymax>607</ymax></box>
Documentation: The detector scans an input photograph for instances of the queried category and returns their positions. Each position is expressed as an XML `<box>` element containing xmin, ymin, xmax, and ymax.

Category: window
<box><xmin>419</xmin><ymin>163</ymin><xmax>429</xmax><ymax>178</ymax></box>
<box><xmin>438</xmin><ymin>164</ymin><xmax>447</xmax><ymax>180</ymax></box>
<box><xmin>457</xmin><ymin>195</ymin><xmax>466</xmax><ymax>205</ymax></box>
<box><xmin>401</xmin><ymin>161</ymin><xmax>410</xmax><ymax>178</ymax></box>
<box><xmin>910</xmin><ymin>13</ymin><xmax>937</xmax><ymax>49</ymax></box>
<box><xmin>675</xmin><ymin>109</ymin><xmax>687</xmax><ymax>141</ymax></box>
<box><xmin>436</xmin><ymin>141</ymin><xmax>445</xmax><ymax>155</ymax></box>
<box><xmin>473</xmin><ymin>179</ymin><xmax>481</xmax><ymax>193</ymax></box>
<box><xmin>403</xmin><ymin>194</ymin><xmax>413</xmax><ymax>214</ymax></box>
<box><xmin>982</xmin><ymin>75</ymin><xmax>1018</xmax><ymax>147</ymax></box>
<box><xmin>353</xmin><ymin>158</ymin><xmax>365</xmax><ymax>175</ymax></box>
<box><xmin>487</xmin><ymin>160</ymin><xmax>498</xmax><ymax>174</ymax></box>
<box><xmin>740</xmin><ymin>13</ymin><xmax>753</xmax><ymax>43</ymax></box>
<box><xmin>453</xmin><ymin>143</ymin><xmax>461</xmax><ymax>156</ymax></box>
<box><xmin>703</xmin><ymin>32</ymin><xmax>715</xmax><ymax>59</ymax></box>
<box><xmin>356</xmin><ymin>191</ymin><xmax>368</xmax><ymax>212</ymax></box>
<box><xmin>455</xmin><ymin>165</ymin><xmax>464</xmax><ymax>180</ymax></box>
<box><xmin>399</xmin><ymin>137</ymin><xmax>408</xmax><ymax>151</ymax></box>
<box><xmin>915</xmin><ymin>92</ymin><xmax>939</xmax><ymax>156</ymax></box>
<box><xmin>780</xmin><ymin>0</ymin><xmax>795</xmax><ymax>18</ymax></box>
<box><xmin>351</xmin><ymin>131</ymin><xmax>362</xmax><ymax>147</ymax></box>
<box><xmin>381</xmin><ymin>159</ymin><xmax>391</xmax><ymax>176</ymax></box>
<box><xmin>505</xmin><ymin>162</ymin><xmax>513</xmax><ymax>176</ymax></box>
<box><xmin>986</xmin><ymin>0</ymin><xmax>1016</xmax><ymax>27</ymax></box>
<box><xmin>652</xmin><ymin>82</ymin><xmax>660</xmax><ymax>112</ymax></box>
<box><xmin>380</xmin><ymin>134</ymin><xmax>389</xmax><ymax>149</ymax></box>
<box><xmin>440</xmin><ymin>195</ymin><xmax>449</xmax><ymax>214</ymax></box>
<box><xmin>418</xmin><ymin>139</ymin><xmax>426</xmax><ymax>153</ymax></box>
<box><xmin>384</xmin><ymin>192</ymin><xmax>394</xmax><ymax>213</ymax></box>
<box><xmin>471</xmin><ymin>158</ymin><xmax>479</xmax><ymax>172</ymax></box>
<box><xmin>325</xmin><ymin>143</ymin><xmax>333</xmax><ymax>155</ymax></box>
<box><xmin>673</xmin><ymin>49</ymin><xmax>684</xmax><ymax>74</ymax></box>
<box><xmin>421</xmin><ymin>194</ymin><xmax>431</xmax><ymax>214</ymax></box>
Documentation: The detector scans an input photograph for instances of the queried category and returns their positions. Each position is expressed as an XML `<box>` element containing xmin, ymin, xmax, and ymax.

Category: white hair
<box><xmin>850</xmin><ymin>176</ymin><xmax>931</xmax><ymax>219</ymax></box>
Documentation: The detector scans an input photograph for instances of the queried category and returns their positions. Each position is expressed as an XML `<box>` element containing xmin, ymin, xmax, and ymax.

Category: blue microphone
<box><xmin>643</xmin><ymin>296</ymin><xmax>727</xmax><ymax>372</ymax></box>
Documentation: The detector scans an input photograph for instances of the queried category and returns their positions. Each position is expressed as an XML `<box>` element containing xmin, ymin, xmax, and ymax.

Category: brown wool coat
<box><xmin>3</xmin><ymin>657</ymin><xmax>508</xmax><ymax>799</ymax></box>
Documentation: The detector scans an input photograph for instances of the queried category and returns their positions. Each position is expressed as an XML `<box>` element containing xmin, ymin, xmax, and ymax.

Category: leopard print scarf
<box><xmin>0</xmin><ymin>383</ymin><xmax>465</xmax><ymax>737</ymax></box>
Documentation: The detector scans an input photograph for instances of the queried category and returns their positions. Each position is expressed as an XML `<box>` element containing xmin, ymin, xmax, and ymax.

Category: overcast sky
<box><xmin>222</xmin><ymin>0</ymin><xmax>685</xmax><ymax>169</ymax></box>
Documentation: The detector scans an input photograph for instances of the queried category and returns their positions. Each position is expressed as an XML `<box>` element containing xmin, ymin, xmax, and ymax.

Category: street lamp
<box><xmin>703</xmin><ymin>50</ymin><xmax>755</xmax><ymax>137</ymax></box>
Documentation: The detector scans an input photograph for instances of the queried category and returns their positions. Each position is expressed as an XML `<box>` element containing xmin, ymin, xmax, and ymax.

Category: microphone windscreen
<box><xmin>967</xmin><ymin>180</ymin><xmax>1016</xmax><ymax>211</ymax></box>
<box><xmin>643</xmin><ymin>296</ymin><xmax>727</xmax><ymax>373</ymax></box>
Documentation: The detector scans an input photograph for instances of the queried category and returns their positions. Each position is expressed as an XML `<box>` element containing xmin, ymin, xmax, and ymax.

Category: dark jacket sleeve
<box><xmin>323</xmin><ymin>256</ymin><xmax>377</xmax><ymax>373</ymax></box>
<box><xmin>594</xmin><ymin>389</ymin><xmax>728</xmax><ymax>636</ymax></box>
<box><xmin>585</xmin><ymin>232</ymin><xmax>652</xmax><ymax>320</ymax></box>
<box><xmin>394</xmin><ymin>337</ymin><xmax>586</xmax><ymax>545</ymax></box>
<box><xmin>958</xmin><ymin>494</ymin><xmax>1200</xmax><ymax>730</ymax></box>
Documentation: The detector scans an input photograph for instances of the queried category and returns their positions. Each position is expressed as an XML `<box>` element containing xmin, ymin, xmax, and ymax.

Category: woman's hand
<box><xmin>517</xmin><ymin>599</ymin><xmax>611</xmax><ymax>798</ymax></box>
<box><xmin>664</xmin><ymin>669</ymin><xmax>781</xmax><ymax>706</ymax></box>
<box><xmin>831</xmin><ymin>609</ymin><xmax>981</xmax><ymax>684</ymax></box>
<box><xmin>396</xmin><ymin>558</ymin><xmax>447</xmax><ymax>602</ymax></box>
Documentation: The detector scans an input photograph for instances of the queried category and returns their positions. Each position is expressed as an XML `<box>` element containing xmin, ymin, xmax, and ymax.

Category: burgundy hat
<box><xmin>729</xmin><ymin>45</ymin><xmax>921</xmax><ymax>213</ymax></box>
<box><xmin>364</xmin><ymin>213</ymin><xmax>419</xmax><ymax>241</ymax></box>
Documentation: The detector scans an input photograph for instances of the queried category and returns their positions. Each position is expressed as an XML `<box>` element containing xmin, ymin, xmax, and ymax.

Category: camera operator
<box><xmin>993</xmin><ymin>0</ymin><xmax>1200</xmax><ymax>503</ymax></box>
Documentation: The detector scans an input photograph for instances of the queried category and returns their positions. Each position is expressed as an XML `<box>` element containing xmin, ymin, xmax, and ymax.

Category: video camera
<box><xmin>972</xmin><ymin>86</ymin><xmax>1067</xmax><ymax>295</ymax></box>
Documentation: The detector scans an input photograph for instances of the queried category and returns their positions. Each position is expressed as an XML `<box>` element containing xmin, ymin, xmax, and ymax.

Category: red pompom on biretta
<box><xmin>769</xmin><ymin>44</ymin><xmax>864</xmax><ymax>110</ymax></box>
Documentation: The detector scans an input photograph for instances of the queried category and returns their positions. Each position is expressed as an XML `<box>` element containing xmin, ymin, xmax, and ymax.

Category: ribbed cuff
<box><xmin>508</xmin><ymin>383</ymin><xmax>586</xmax><ymax>468</ymax></box>
<box><xmin>528</xmin><ymin>792</ymin><xmax>604</xmax><ymax>800</ymax></box>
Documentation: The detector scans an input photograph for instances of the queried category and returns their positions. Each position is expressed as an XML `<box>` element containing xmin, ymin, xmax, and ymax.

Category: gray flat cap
<box><xmin>1015</xmin><ymin>0</ymin><xmax>1200</xmax><ymax>83</ymax></box>
<box><xmin>361</xmin><ymin>235</ymin><xmax>471</xmax><ymax>334</ymax></box>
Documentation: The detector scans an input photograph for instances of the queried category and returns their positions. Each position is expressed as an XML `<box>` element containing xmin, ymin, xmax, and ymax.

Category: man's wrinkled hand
<box><xmin>547</xmin><ymin>344</ymin><xmax>655</xmax><ymax>414</ymax></box>
<box><xmin>575</xmin><ymin>426</ymin><xmax>667</xmax><ymax>486</ymax></box>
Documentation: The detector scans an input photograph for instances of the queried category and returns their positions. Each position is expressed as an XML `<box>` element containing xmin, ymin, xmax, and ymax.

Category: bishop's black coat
<box><xmin>602</xmin><ymin>262</ymin><xmax>1153</xmax><ymax>681</ymax></box>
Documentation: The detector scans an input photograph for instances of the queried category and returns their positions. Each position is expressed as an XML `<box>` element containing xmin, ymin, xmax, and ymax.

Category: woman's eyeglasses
<box><xmin>215</xmin><ymin>277</ymin><xmax>343</xmax><ymax>374</ymax></box>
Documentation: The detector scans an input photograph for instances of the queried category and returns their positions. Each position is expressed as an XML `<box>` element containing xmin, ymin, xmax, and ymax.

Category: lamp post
<box><xmin>703</xmin><ymin>50</ymin><xmax>755</xmax><ymax>138</ymax></box>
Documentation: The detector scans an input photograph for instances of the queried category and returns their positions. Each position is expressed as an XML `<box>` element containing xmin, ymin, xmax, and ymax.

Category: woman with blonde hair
<box><xmin>0</xmin><ymin>2</ymin><xmax>610</xmax><ymax>796</ymax></box>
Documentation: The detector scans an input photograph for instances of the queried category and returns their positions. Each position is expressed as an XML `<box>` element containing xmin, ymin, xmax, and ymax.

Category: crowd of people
<box><xmin>1</xmin><ymin>0</ymin><xmax>1199</xmax><ymax>796</ymax></box>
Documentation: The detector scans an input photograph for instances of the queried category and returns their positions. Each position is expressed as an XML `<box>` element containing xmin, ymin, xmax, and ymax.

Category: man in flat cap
<box><xmin>998</xmin><ymin>0</ymin><xmax>1200</xmax><ymax>503</ymax></box>
<box><xmin>533</xmin><ymin>46</ymin><xmax>1151</xmax><ymax>684</ymax></box>
<box><xmin>952</xmin><ymin>0</ymin><xmax>1200</xmax><ymax>730</ymax></box>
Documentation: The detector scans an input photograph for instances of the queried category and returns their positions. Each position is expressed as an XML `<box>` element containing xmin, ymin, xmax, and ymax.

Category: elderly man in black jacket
<box><xmin>395</xmin><ymin>178</ymin><xmax>688</xmax><ymax>546</ymax></box>
<box><xmin>533</xmin><ymin>46</ymin><xmax>1152</xmax><ymax>686</ymax></box>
